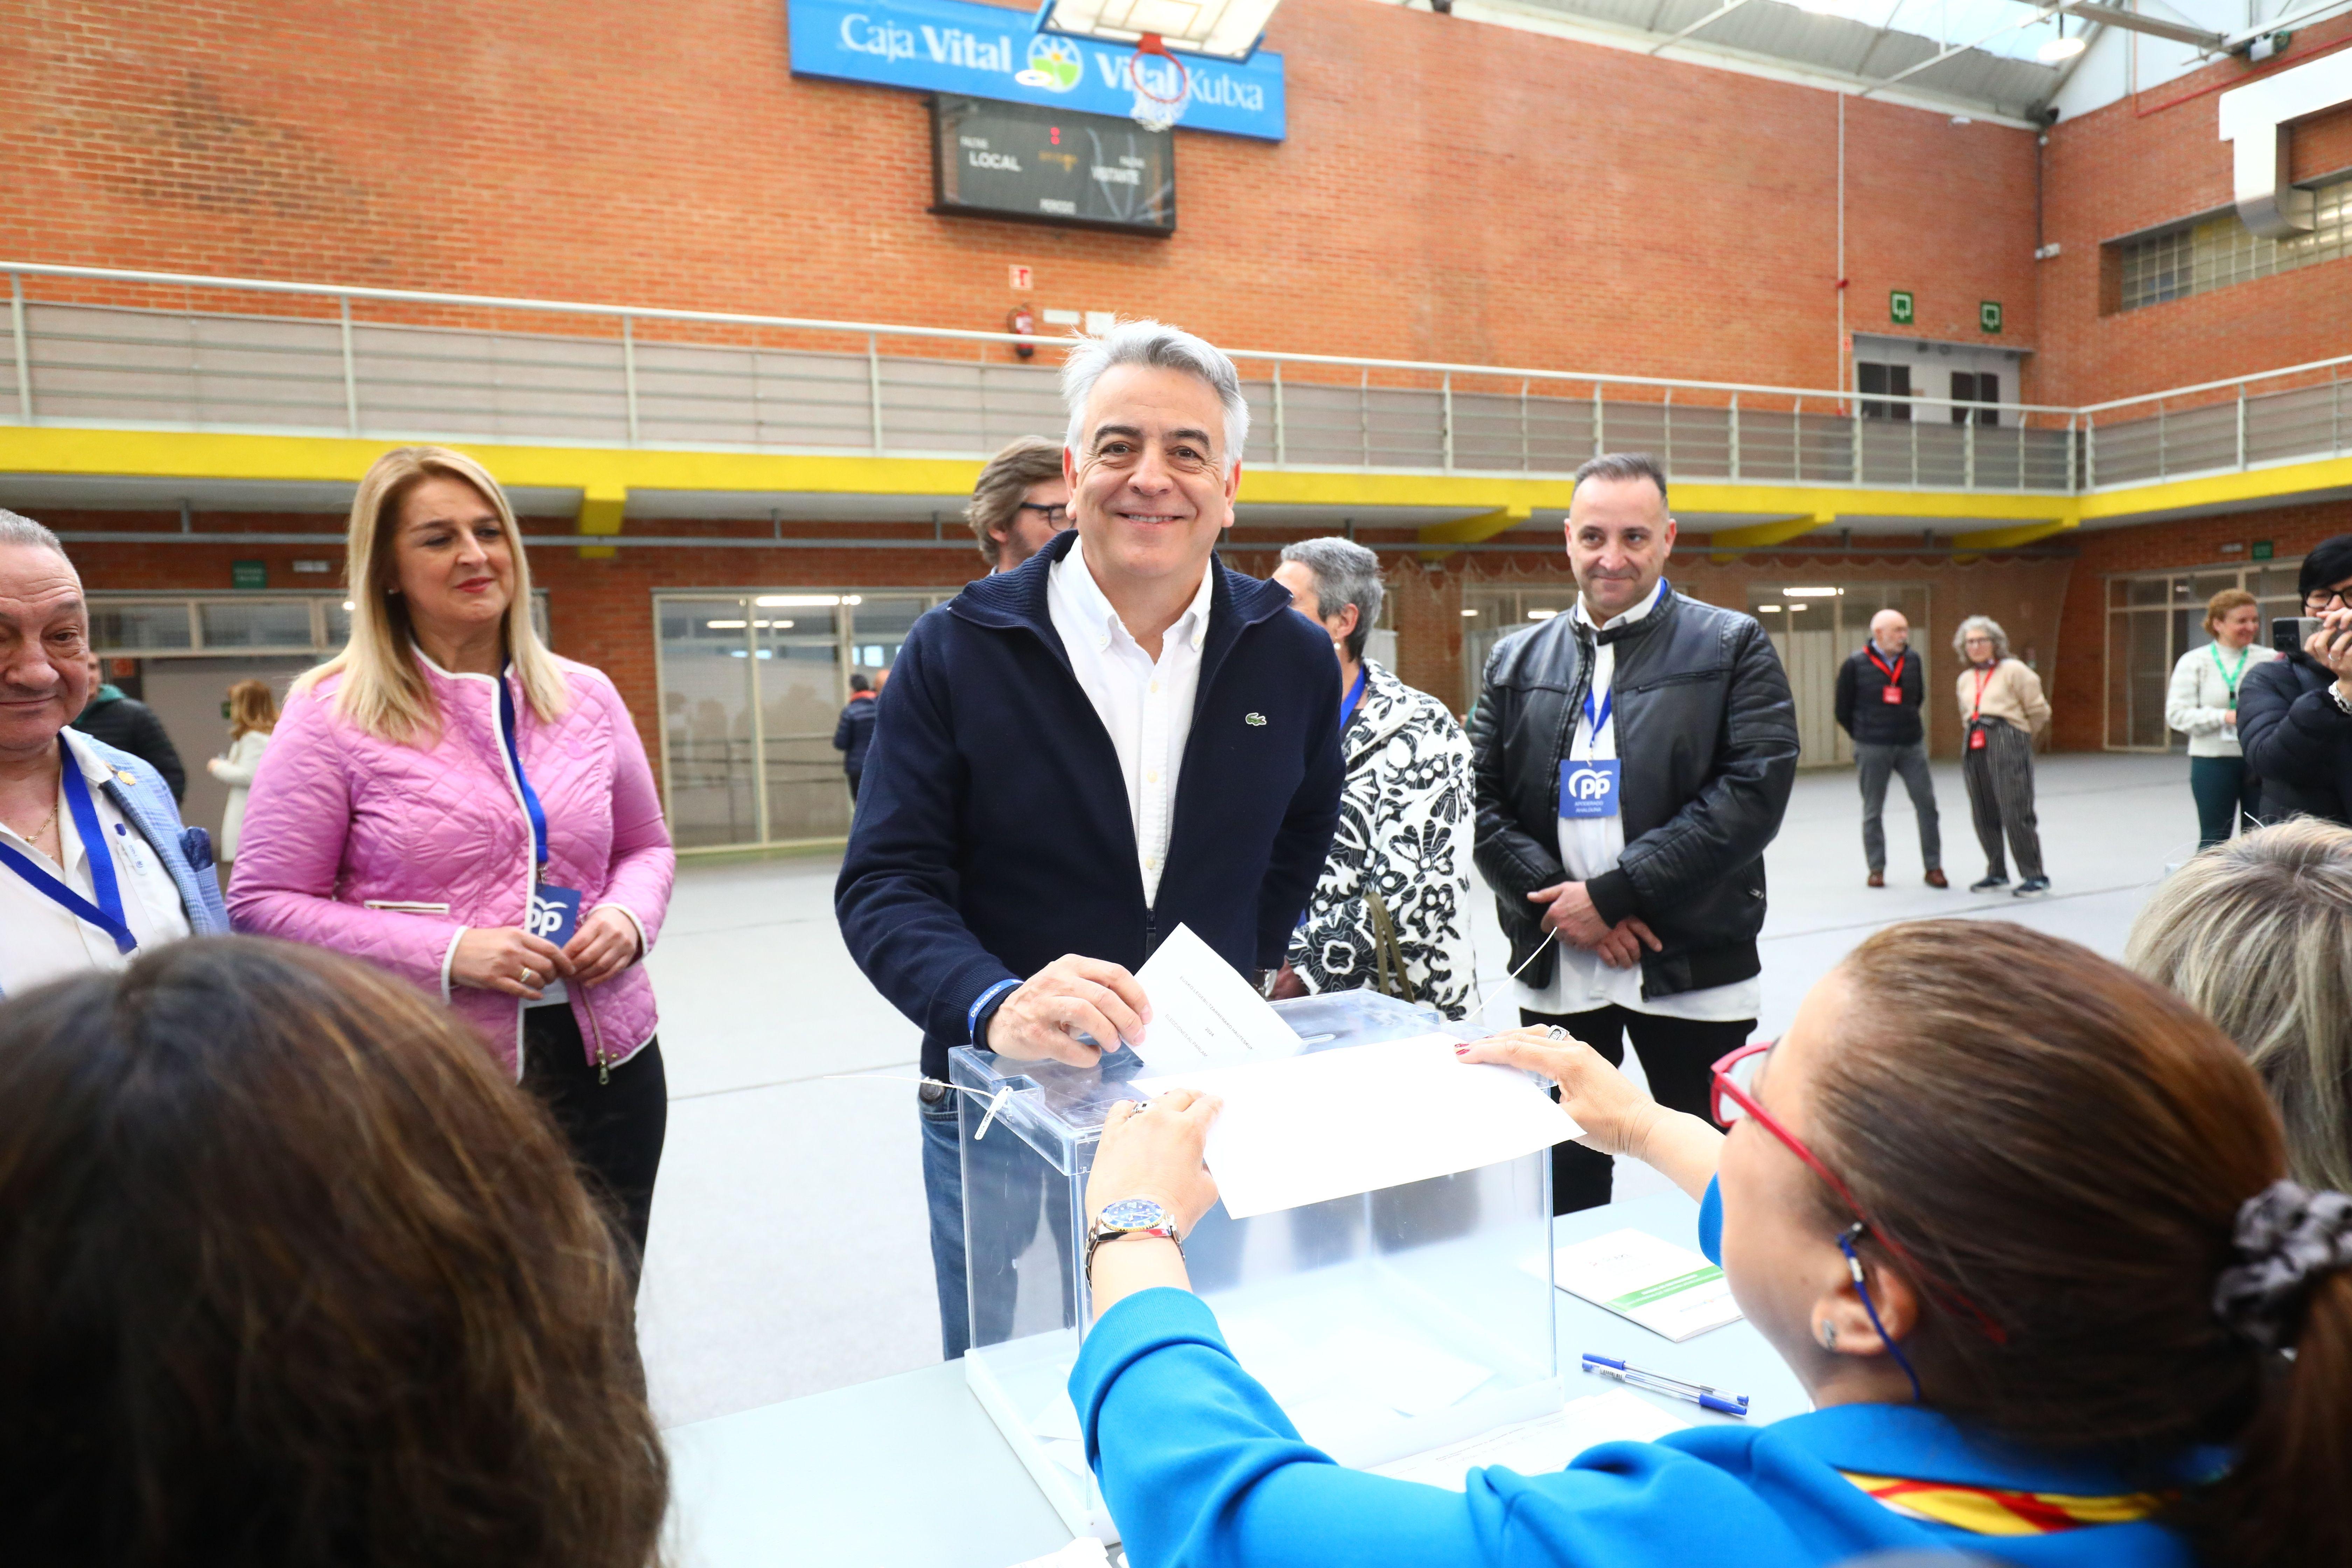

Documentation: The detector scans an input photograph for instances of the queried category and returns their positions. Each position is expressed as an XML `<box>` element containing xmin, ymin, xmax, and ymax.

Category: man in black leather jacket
<box><xmin>2240</xmin><ymin>534</ymin><xmax>2352</xmax><ymax>826</ymax></box>
<box><xmin>1471</xmin><ymin>453</ymin><xmax>1799</xmax><ymax>1212</ymax></box>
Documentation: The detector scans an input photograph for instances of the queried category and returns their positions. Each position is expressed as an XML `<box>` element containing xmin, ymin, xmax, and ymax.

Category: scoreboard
<box><xmin>930</xmin><ymin>96</ymin><xmax>1175</xmax><ymax>237</ymax></box>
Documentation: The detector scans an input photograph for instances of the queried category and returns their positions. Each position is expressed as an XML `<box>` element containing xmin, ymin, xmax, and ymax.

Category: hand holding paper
<box><xmin>1140</xmin><ymin>1035</ymin><xmax>1581</xmax><ymax>1220</ymax></box>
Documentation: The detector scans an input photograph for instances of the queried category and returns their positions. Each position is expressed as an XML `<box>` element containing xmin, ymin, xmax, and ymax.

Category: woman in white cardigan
<box><xmin>205</xmin><ymin>678</ymin><xmax>278</xmax><ymax>866</ymax></box>
<box><xmin>2166</xmin><ymin>588</ymin><xmax>2277</xmax><ymax>850</ymax></box>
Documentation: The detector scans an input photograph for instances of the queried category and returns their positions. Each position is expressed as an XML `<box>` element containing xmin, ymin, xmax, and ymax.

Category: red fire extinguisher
<box><xmin>1008</xmin><ymin>303</ymin><xmax>1036</xmax><ymax>360</ymax></box>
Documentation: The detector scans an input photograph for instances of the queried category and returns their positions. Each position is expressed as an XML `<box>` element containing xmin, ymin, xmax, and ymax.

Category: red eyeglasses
<box><xmin>1711</xmin><ymin>1041</ymin><xmax>2008</xmax><ymax>1343</ymax></box>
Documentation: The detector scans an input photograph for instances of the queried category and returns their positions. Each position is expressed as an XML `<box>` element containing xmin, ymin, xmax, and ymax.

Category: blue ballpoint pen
<box><xmin>1580</xmin><ymin>1353</ymin><xmax>1751</xmax><ymax>1417</ymax></box>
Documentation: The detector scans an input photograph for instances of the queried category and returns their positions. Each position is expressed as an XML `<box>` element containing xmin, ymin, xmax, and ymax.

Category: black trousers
<box><xmin>522</xmin><ymin>1006</ymin><xmax>668</xmax><ymax>1281</ymax></box>
<box><xmin>1520</xmin><ymin>1004</ymin><xmax>1752</xmax><ymax>1216</ymax></box>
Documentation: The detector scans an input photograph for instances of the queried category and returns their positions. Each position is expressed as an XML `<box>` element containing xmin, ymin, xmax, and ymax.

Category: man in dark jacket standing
<box><xmin>72</xmin><ymin>653</ymin><xmax>186</xmax><ymax>803</ymax></box>
<box><xmin>2240</xmin><ymin>534</ymin><xmax>2352</xmax><ymax>826</ymax></box>
<box><xmin>1472</xmin><ymin>453</ymin><xmax>1798</xmax><ymax>1214</ymax></box>
<box><xmin>831</xmin><ymin>673</ymin><xmax>877</xmax><ymax>801</ymax></box>
<box><xmin>1833</xmin><ymin>608</ymin><xmax>1946</xmax><ymax>888</ymax></box>
<box><xmin>836</xmin><ymin>320</ymin><xmax>1343</xmax><ymax>1357</ymax></box>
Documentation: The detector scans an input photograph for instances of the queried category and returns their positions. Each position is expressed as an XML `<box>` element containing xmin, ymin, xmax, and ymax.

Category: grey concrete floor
<box><xmin>635</xmin><ymin>750</ymin><xmax>2202</xmax><ymax>1429</ymax></box>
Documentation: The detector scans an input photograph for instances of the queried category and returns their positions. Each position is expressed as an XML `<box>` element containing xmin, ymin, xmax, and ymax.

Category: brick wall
<box><xmin>2051</xmin><ymin>499</ymin><xmax>2352</xmax><ymax>751</ymax></box>
<box><xmin>3</xmin><ymin>0</ymin><xmax>2037</xmax><ymax>392</ymax></box>
<box><xmin>2037</xmin><ymin>16</ymin><xmax>2352</xmax><ymax>408</ymax></box>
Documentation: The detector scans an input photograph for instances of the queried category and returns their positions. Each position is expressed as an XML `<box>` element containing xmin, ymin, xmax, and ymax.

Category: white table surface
<box><xmin>663</xmin><ymin>1188</ymin><xmax>1806</xmax><ymax>1567</ymax></box>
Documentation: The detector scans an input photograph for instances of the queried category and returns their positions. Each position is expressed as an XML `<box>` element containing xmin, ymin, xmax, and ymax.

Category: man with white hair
<box><xmin>835</xmin><ymin>321</ymin><xmax>1344</xmax><ymax>1358</ymax></box>
<box><xmin>0</xmin><ymin>510</ymin><xmax>227</xmax><ymax>995</ymax></box>
<box><xmin>1832</xmin><ymin>607</ymin><xmax>1946</xmax><ymax>889</ymax></box>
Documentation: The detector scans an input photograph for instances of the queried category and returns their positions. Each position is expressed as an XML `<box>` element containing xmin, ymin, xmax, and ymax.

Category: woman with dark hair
<box><xmin>2240</xmin><ymin>533</ymin><xmax>2352</xmax><ymax>826</ymax></box>
<box><xmin>1077</xmin><ymin>920</ymin><xmax>2352</xmax><ymax>1567</ymax></box>
<box><xmin>0</xmin><ymin>937</ymin><xmax>667</xmax><ymax>1568</ymax></box>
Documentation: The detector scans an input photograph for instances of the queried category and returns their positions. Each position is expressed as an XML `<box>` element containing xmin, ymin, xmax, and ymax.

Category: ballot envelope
<box><xmin>950</xmin><ymin>990</ymin><xmax>1560</xmax><ymax>1540</ymax></box>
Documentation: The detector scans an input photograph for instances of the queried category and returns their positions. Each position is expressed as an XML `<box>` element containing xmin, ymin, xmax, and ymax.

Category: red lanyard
<box><xmin>1970</xmin><ymin>665</ymin><xmax>1996</xmax><ymax>721</ymax></box>
<box><xmin>1867</xmin><ymin>647</ymin><xmax>1905</xmax><ymax>688</ymax></box>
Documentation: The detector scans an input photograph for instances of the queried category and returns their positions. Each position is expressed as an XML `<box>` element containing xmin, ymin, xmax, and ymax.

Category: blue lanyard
<box><xmin>1582</xmin><ymin>685</ymin><xmax>1613</xmax><ymax>746</ymax></box>
<box><xmin>1339</xmin><ymin>665</ymin><xmax>1369</xmax><ymax>731</ymax></box>
<box><xmin>496</xmin><ymin>670</ymin><xmax>550</xmax><ymax>871</ymax></box>
<box><xmin>0</xmin><ymin>738</ymin><xmax>137</xmax><ymax>954</ymax></box>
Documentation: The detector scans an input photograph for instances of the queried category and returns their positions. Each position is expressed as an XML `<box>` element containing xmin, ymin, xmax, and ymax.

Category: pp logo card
<box><xmin>1559</xmin><ymin>760</ymin><xmax>1622</xmax><ymax>820</ymax></box>
<box><xmin>527</xmin><ymin>884</ymin><xmax>582</xmax><ymax>947</ymax></box>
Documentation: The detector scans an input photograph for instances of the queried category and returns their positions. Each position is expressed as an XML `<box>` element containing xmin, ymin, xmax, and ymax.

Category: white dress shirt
<box><xmin>1048</xmin><ymin>537</ymin><xmax>1214</xmax><ymax>905</ymax></box>
<box><xmin>1518</xmin><ymin>581</ymin><xmax>1761</xmax><ymax>1023</ymax></box>
<box><xmin>0</xmin><ymin>727</ymin><xmax>194</xmax><ymax>994</ymax></box>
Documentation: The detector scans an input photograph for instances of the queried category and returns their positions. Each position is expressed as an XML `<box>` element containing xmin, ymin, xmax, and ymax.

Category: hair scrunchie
<box><xmin>2214</xmin><ymin>1181</ymin><xmax>2352</xmax><ymax>1350</ymax></box>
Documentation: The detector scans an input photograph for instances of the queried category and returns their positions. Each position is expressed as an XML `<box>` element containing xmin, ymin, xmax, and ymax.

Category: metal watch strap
<box><xmin>1085</xmin><ymin>1222</ymin><xmax>1184</xmax><ymax>1285</ymax></box>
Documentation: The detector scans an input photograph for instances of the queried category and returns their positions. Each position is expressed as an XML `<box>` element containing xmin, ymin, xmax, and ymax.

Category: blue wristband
<box><xmin>968</xmin><ymin>978</ymin><xmax>1022</xmax><ymax>1045</ymax></box>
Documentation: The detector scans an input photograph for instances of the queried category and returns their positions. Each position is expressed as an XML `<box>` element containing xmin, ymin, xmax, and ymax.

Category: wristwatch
<box><xmin>1085</xmin><ymin>1196</ymin><xmax>1184</xmax><ymax>1284</ymax></box>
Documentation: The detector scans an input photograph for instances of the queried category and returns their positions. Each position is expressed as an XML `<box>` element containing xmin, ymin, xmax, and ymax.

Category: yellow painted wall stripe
<box><xmin>2</xmin><ymin>425</ymin><xmax>2344</xmax><ymax>536</ymax></box>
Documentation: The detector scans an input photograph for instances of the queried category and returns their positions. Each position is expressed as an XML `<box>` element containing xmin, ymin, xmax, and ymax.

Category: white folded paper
<box><xmin>1539</xmin><ymin>1227</ymin><xmax>1744</xmax><ymax>1342</ymax></box>
<box><xmin>1370</xmin><ymin>1388</ymin><xmax>1689</xmax><ymax>1491</ymax></box>
<box><xmin>1138</xmin><ymin>1034</ymin><xmax>1580</xmax><ymax>1219</ymax></box>
<box><xmin>1131</xmin><ymin>923</ymin><xmax>1300</xmax><ymax>1069</ymax></box>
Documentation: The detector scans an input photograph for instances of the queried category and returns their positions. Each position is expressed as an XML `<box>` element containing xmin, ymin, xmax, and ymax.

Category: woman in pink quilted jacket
<box><xmin>230</xmin><ymin>446</ymin><xmax>676</xmax><ymax>1268</ymax></box>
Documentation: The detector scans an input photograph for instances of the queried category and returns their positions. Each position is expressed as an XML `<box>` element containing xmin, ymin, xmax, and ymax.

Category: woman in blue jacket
<box><xmin>1073</xmin><ymin>919</ymin><xmax>2352</xmax><ymax>1568</ymax></box>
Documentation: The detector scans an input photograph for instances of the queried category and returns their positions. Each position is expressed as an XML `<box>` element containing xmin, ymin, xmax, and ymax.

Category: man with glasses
<box><xmin>2240</xmin><ymin>535</ymin><xmax>2352</xmax><ymax>826</ymax></box>
<box><xmin>965</xmin><ymin>435</ymin><xmax>1073</xmax><ymax>575</ymax></box>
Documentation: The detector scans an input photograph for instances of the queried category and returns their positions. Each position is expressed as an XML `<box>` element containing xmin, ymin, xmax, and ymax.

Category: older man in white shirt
<box><xmin>836</xmin><ymin>320</ymin><xmax>1344</xmax><ymax>1358</ymax></box>
<box><xmin>0</xmin><ymin>512</ymin><xmax>227</xmax><ymax>995</ymax></box>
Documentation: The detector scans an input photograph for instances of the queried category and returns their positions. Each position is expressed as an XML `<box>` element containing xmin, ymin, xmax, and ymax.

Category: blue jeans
<box><xmin>918</xmin><ymin>1085</ymin><xmax>970</xmax><ymax>1360</ymax></box>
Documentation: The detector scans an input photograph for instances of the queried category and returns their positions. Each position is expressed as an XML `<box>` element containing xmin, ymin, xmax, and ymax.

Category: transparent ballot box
<box><xmin>950</xmin><ymin>990</ymin><xmax>1560</xmax><ymax>1540</ymax></box>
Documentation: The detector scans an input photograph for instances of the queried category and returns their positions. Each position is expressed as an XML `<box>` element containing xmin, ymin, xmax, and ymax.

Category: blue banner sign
<box><xmin>788</xmin><ymin>0</ymin><xmax>1286</xmax><ymax>141</ymax></box>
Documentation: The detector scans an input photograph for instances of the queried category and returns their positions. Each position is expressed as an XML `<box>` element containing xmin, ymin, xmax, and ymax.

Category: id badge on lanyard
<box><xmin>0</xmin><ymin>738</ymin><xmax>139</xmax><ymax>954</ymax></box>
<box><xmin>1870</xmin><ymin>648</ymin><xmax>1906</xmax><ymax>705</ymax></box>
<box><xmin>498</xmin><ymin>673</ymin><xmax>580</xmax><ymax>948</ymax></box>
<box><xmin>1559</xmin><ymin>686</ymin><xmax>1622</xmax><ymax>819</ymax></box>
<box><xmin>1968</xmin><ymin>667</ymin><xmax>1993</xmax><ymax>751</ymax></box>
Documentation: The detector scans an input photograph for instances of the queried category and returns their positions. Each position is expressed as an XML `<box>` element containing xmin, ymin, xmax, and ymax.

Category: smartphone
<box><xmin>2275</xmin><ymin>617</ymin><xmax>2324</xmax><ymax>654</ymax></box>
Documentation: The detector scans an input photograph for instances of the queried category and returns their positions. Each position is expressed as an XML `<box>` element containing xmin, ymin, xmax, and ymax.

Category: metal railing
<box><xmin>2</xmin><ymin>262</ymin><xmax>2346</xmax><ymax>496</ymax></box>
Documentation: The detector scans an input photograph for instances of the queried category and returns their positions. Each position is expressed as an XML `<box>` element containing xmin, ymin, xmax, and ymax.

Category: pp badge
<box><xmin>1560</xmin><ymin>759</ymin><xmax>1622</xmax><ymax>819</ymax></box>
<box><xmin>528</xmin><ymin>884</ymin><xmax>583</xmax><ymax>947</ymax></box>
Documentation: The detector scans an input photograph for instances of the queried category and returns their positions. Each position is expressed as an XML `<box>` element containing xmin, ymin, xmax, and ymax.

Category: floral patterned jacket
<box><xmin>1285</xmin><ymin>659</ymin><xmax>1476</xmax><ymax>1018</ymax></box>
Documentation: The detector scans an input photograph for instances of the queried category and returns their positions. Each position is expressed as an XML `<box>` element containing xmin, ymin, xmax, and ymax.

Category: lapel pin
<box><xmin>114</xmin><ymin>769</ymin><xmax>138</xmax><ymax>784</ymax></box>
<box><xmin>1245</xmin><ymin>713</ymin><xmax>1267</xmax><ymax>727</ymax></box>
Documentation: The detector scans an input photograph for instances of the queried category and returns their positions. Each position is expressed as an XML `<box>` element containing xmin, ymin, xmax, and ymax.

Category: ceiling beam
<box><xmin>1706</xmin><ymin>510</ymin><xmax>1832</xmax><ymax>561</ymax></box>
<box><xmin>2056</xmin><ymin>0</ymin><xmax>2224</xmax><ymax>49</ymax></box>
<box><xmin>1648</xmin><ymin>0</ymin><xmax>1762</xmax><ymax>53</ymax></box>
<box><xmin>1861</xmin><ymin>0</ymin><xmax>2064</xmax><ymax>93</ymax></box>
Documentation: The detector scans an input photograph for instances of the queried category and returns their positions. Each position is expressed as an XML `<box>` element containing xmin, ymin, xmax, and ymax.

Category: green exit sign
<box><xmin>2253</xmin><ymin>540</ymin><xmax>2275</xmax><ymax>560</ymax></box>
<box><xmin>231</xmin><ymin>560</ymin><xmax>267</xmax><ymax>589</ymax></box>
<box><xmin>1980</xmin><ymin>300</ymin><xmax>2004</xmax><ymax>334</ymax></box>
<box><xmin>1890</xmin><ymin>290</ymin><xmax>1915</xmax><ymax>325</ymax></box>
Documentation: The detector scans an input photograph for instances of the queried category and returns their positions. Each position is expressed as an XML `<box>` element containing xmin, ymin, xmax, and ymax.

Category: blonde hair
<box><xmin>2204</xmin><ymin>587</ymin><xmax>2258</xmax><ymax>636</ymax></box>
<box><xmin>297</xmin><ymin>447</ymin><xmax>567</xmax><ymax>741</ymax></box>
<box><xmin>226</xmin><ymin>679</ymin><xmax>278</xmax><ymax>740</ymax></box>
<box><xmin>2125</xmin><ymin>818</ymin><xmax>2352</xmax><ymax>1193</ymax></box>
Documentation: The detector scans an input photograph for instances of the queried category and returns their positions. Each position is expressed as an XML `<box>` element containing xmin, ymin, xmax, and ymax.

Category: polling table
<box><xmin>663</xmin><ymin>1188</ymin><xmax>1809</xmax><ymax>1568</ymax></box>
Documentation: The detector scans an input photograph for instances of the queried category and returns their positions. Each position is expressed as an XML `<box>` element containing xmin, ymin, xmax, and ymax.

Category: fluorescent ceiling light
<box><xmin>1527</xmin><ymin>608</ymin><xmax>1559</xmax><ymax>620</ymax></box>
<box><xmin>1462</xmin><ymin>608</ymin><xmax>1480</xmax><ymax>617</ymax></box>
<box><xmin>754</xmin><ymin>594</ymin><xmax>862</xmax><ymax>607</ymax></box>
<box><xmin>1759</xmin><ymin>604</ymin><xmax>1783</xmax><ymax>612</ymax></box>
<box><xmin>2037</xmin><ymin>34</ymin><xmax>2086</xmax><ymax>61</ymax></box>
<box><xmin>1783</xmin><ymin>586</ymin><xmax>1841</xmax><ymax>597</ymax></box>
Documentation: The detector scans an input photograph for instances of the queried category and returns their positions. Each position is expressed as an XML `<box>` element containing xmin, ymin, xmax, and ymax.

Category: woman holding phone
<box><xmin>229</xmin><ymin>445</ymin><xmax>675</xmax><ymax>1268</ymax></box>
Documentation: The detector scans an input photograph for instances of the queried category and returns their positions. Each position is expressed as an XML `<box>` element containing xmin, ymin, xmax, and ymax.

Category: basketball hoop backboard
<box><xmin>1034</xmin><ymin>0</ymin><xmax>1281</xmax><ymax>62</ymax></box>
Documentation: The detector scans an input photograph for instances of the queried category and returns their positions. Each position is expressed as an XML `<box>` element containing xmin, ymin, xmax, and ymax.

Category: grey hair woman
<box><xmin>1268</xmin><ymin>537</ymin><xmax>1475</xmax><ymax>1016</ymax></box>
<box><xmin>1951</xmin><ymin>612</ymin><xmax>2051</xmax><ymax>897</ymax></box>
<box><xmin>2128</xmin><ymin>817</ymin><xmax>2352</xmax><ymax>1192</ymax></box>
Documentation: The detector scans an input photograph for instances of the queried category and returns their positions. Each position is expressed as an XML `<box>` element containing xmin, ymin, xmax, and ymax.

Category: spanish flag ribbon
<box><xmin>1838</xmin><ymin>1470</ymin><xmax>2172</xmax><ymax>1536</ymax></box>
